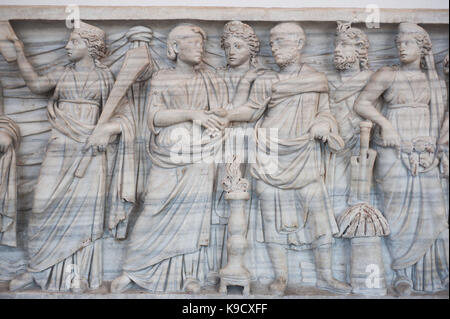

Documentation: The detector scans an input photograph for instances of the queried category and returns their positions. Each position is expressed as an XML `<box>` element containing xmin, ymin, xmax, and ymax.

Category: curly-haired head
<box><xmin>221</xmin><ymin>21</ymin><xmax>260</xmax><ymax>67</ymax></box>
<box><xmin>396</xmin><ymin>22</ymin><xmax>432</xmax><ymax>69</ymax></box>
<box><xmin>167</xmin><ymin>24</ymin><xmax>207</xmax><ymax>61</ymax></box>
<box><xmin>335</xmin><ymin>21</ymin><xmax>370</xmax><ymax>70</ymax></box>
<box><xmin>72</xmin><ymin>21</ymin><xmax>107</xmax><ymax>61</ymax></box>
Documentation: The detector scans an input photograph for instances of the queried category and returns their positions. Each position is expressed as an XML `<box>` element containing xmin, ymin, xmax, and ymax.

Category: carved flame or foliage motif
<box><xmin>337</xmin><ymin>203</ymin><xmax>390</xmax><ymax>238</ymax></box>
<box><xmin>222</xmin><ymin>155</ymin><xmax>249</xmax><ymax>193</ymax></box>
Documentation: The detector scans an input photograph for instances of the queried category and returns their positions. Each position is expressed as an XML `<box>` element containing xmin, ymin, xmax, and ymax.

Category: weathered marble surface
<box><xmin>0</xmin><ymin>5</ymin><xmax>448</xmax><ymax>298</ymax></box>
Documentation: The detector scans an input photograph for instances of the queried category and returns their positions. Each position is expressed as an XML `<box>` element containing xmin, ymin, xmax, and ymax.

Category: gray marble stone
<box><xmin>0</xmin><ymin>5</ymin><xmax>448</xmax><ymax>299</ymax></box>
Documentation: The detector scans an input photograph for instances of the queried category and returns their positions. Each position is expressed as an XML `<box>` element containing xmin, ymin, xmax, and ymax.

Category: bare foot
<box><xmin>9</xmin><ymin>272</ymin><xmax>34</xmax><ymax>292</ymax></box>
<box><xmin>269</xmin><ymin>277</ymin><xmax>287</xmax><ymax>296</ymax></box>
<box><xmin>111</xmin><ymin>274</ymin><xmax>132</xmax><ymax>293</ymax></box>
<box><xmin>71</xmin><ymin>279</ymin><xmax>88</xmax><ymax>294</ymax></box>
<box><xmin>184</xmin><ymin>279</ymin><xmax>201</xmax><ymax>294</ymax></box>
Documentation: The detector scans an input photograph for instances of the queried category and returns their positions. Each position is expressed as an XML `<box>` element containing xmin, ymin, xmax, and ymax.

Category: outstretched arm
<box><xmin>11</xmin><ymin>38</ymin><xmax>60</xmax><ymax>94</ymax></box>
<box><xmin>354</xmin><ymin>67</ymin><xmax>400</xmax><ymax>147</ymax></box>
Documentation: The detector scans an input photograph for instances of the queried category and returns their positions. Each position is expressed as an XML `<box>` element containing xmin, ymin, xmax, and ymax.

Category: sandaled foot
<box><xmin>184</xmin><ymin>279</ymin><xmax>201</xmax><ymax>294</ymax></box>
<box><xmin>269</xmin><ymin>277</ymin><xmax>287</xmax><ymax>296</ymax></box>
<box><xmin>9</xmin><ymin>272</ymin><xmax>34</xmax><ymax>292</ymax></box>
<box><xmin>111</xmin><ymin>274</ymin><xmax>132</xmax><ymax>293</ymax></box>
<box><xmin>317</xmin><ymin>277</ymin><xmax>352</xmax><ymax>294</ymax></box>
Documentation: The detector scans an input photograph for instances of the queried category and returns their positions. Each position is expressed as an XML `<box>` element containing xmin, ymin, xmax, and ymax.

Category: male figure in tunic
<box><xmin>324</xmin><ymin>22</ymin><xmax>378</xmax><ymax>281</ymax></box>
<box><xmin>111</xmin><ymin>24</ymin><xmax>231</xmax><ymax>294</ymax></box>
<box><xmin>0</xmin><ymin>81</ymin><xmax>20</xmax><ymax>248</ymax></box>
<box><xmin>248</xmin><ymin>22</ymin><xmax>351</xmax><ymax>295</ymax></box>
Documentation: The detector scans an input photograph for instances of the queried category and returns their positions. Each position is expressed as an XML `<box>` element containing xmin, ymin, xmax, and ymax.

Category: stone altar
<box><xmin>0</xmin><ymin>5</ymin><xmax>448</xmax><ymax>299</ymax></box>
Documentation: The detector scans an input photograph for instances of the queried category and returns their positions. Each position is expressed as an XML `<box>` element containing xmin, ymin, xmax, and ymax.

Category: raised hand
<box><xmin>7</xmin><ymin>35</ymin><xmax>24</xmax><ymax>53</ymax></box>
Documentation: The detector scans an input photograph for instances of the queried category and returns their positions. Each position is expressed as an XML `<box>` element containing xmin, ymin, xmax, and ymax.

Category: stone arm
<box><xmin>11</xmin><ymin>39</ymin><xmax>61</xmax><ymax>95</ymax></box>
<box><xmin>222</xmin><ymin>74</ymin><xmax>271</xmax><ymax>124</ymax></box>
<box><xmin>353</xmin><ymin>68</ymin><xmax>401</xmax><ymax>148</ymax></box>
<box><xmin>439</xmin><ymin>113</ymin><xmax>449</xmax><ymax>146</ymax></box>
<box><xmin>231</xmin><ymin>68</ymin><xmax>266</xmax><ymax>108</ymax></box>
<box><xmin>309</xmin><ymin>92</ymin><xmax>334</xmax><ymax>135</ymax></box>
<box><xmin>153</xmin><ymin>109</ymin><xmax>225</xmax><ymax>132</ymax></box>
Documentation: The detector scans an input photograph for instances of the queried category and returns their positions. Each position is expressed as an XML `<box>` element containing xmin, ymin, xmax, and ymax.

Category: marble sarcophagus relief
<box><xmin>0</xmin><ymin>6</ymin><xmax>448</xmax><ymax>298</ymax></box>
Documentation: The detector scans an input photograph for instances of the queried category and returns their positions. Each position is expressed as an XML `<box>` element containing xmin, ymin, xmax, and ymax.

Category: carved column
<box><xmin>219</xmin><ymin>156</ymin><xmax>251</xmax><ymax>295</ymax></box>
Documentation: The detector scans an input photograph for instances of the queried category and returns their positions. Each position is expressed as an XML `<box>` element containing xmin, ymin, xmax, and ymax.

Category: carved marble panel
<box><xmin>0</xmin><ymin>5</ymin><xmax>448</xmax><ymax>299</ymax></box>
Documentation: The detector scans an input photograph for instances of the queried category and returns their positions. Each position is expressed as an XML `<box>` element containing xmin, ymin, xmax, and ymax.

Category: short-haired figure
<box><xmin>0</xmin><ymin>81</ymin><xmax>20</xmax><ymax>248</ymax></box>
<box><xmin>354</xmin><ymin>23</ymin><xmax>449</xmax><ymax>295</ymax></box>
<box><xmin>111</xmin><ymin>24</ymin><xmax>232</xmax><ymax>294</ymax></box>
<box><xmin>248</xmin><ymin>22</ymin><xmax>351</xmax><ymax>295</ymax></box>
<box><xmin>324</xmin><ymin>22</ymin><xmax>379</xmax><ymax>281</ymax></box>
<box><xmin>8</xmin><ymin>22</ymin><xmax>136</xmax><ymax>292</ymax></box>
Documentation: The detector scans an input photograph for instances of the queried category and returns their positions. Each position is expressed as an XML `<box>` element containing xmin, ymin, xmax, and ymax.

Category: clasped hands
<box><xmin>194</xmin><ymin>109</ymin><xmax>230</xmax><ymax>134</ymax></box>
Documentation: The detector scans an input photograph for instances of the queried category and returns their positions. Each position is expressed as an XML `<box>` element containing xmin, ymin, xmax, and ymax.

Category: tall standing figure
<box><xmin>111</xmin><ymin>24</ymin><xmax>231</xmax><ymax>294</ymax></box>
<box><xmin>0</xmin><ymin>81</ymin><xmax>20</xmax><ymax>248</ymax></box>
<box><xmin>354</xmin><ymin>23</ymin><xmax>449</xmax><ymax>295</ymax></box>
<box><xmin>438</xmin><ymin>53</ymin><xmax>449</xmax><ymax>217</ymax></box>
<box><xmin>8</xmin><ymin>22</ymin><xmax>136</xmax><ymax>292</ymax></box>
<box><xmin>248</xmin><ymin>22</ymin><xmax>351</xmax><ymax>295</ymax></box>
<box><xmin>325</xmin><ymin>22</ymin><xmax>379</xmax><ymax>281</ymax></box>
<box><xmin>211</xmin><ymin>20</ymin><xmax>269</xmax><ymax>283</ymax></box>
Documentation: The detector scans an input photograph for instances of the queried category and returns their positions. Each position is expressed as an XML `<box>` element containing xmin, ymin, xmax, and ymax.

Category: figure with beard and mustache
<box><xmin>324</xmin><ymin>22</ymin><xmax>381</xmax><ymax>282</ymax></box>
<box><xmin>248</xmin><ymin>22</ymin><xmax>351</xmax><ymax>295</ymax></box>
<box><xmin>354</xmin><ymin>23</ymin><xmax>448</xmax><ymax>295</ymax></box>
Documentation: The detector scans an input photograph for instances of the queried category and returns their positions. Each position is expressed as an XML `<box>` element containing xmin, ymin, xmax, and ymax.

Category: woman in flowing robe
<box><xmin>0</xmin><ymin>81</ymin><xmax>21</xmax><ymax>248</ymax></box>
<box><xmin>8</xmin><ymin>22</ymin><xmax>136</xmax><ymax>292</ymax></box>
<box><xmin>354</xmin><ymin>22</ymin><xmax>448</xmax><ymax>295</ymax></box>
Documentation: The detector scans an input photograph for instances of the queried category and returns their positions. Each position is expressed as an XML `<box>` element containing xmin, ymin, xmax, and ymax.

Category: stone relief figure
<box><xmin>210</xmin><ymin>20</ymin><xmax>270</xmax><ymax>283</ymax></box>
<box><xmin>248</xmin><ymin>22</ymin><xmax>351</xmax><ymax>295</ymax></box>
<box><xmin>354</xmin><ymin>22</ymin><xmax>449</xmax><ymax>295</ymax></box>
<box><xmin>438</xmin><ymin>53</ymin><xmax>449</xmax><ymax>217</ymax></box>
<box><xmin>111</xmin><ymin>24</ymin><xmax>233</xmax><ymax>294</ymax></box>
<box><xmin>0</xmin><ymin>81</ymin><xmax>21</xmax><ymax>248</ymax></box>
<box><xmin>7</xmin><ymin>22</ymin><xmax>136</xmax><ymax>292</ymax></box>
<box><xmin>324</xmin><ymin>22</ymin><xmax>378</xmax><ymax>282</ymax></box>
